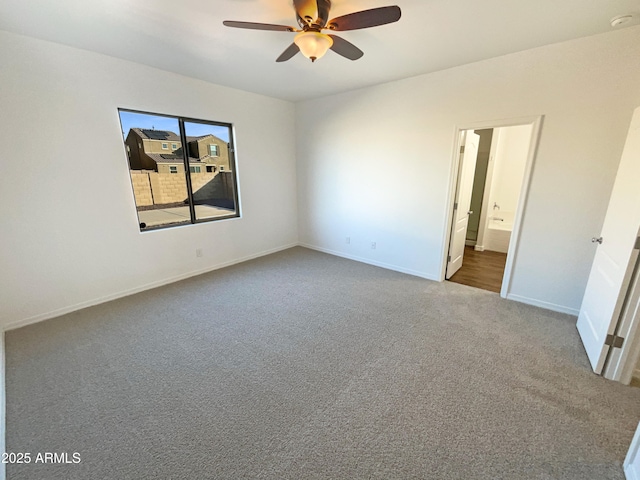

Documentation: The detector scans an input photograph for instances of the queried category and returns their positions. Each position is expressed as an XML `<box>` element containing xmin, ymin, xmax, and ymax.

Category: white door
<box><xmin>577</xmin><ymin>106</ymin><xmax>640</xmax><ymax>373</ymax></box>
<box><xmin>446</xmin><ymin>131</ymin><xmax>479</xmax><ymax>279</ymax></box>
<box><xmin>625</xmin><ymin>422</ymin><xmax>640</xmax><ymax>480</ymax></box>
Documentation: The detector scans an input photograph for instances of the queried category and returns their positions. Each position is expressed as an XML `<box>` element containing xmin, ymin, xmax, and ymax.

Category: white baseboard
<box><xmin>299</xmin><ymin>243</ymin><xmax>439</xmax><ymax>281</ymax></box>
<box><xmin>0</xmin><ymin>241</ymin><xmax>593</xmax><ymax>480</ymax></box>
<box><xmin>474</xmin><ymin>245</ymin><xmax>485</xmax><ymax>251</ymax></box>
<box><xmin>0</xmin><ymin>244</ymin><xmax>291</xmax><ymax>480</ymax></box>
<box><xmin>506</xmin><ymin>293</ymin><xmax>579</xmax><ymax>316</ymax></box>
<box><xmin>625</xmin><ymin>422</ymin><xmax>640</xmax><ymax>480</ymax></box>
<box><xmin>3</xmin><ymin>243</ymin><xmax>298</xmax><ymax>332</ymax></box>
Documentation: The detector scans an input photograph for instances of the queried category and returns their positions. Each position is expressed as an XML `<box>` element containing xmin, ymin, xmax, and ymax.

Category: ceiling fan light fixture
<box><xmin>294</xmin><ymin>31</ymin><xmax>333</xmax><ymax>62</ymax></box>
<box><xmin>224</xmin><ymin>4</ymin><xmax>402</xmax><ymax>63</ymax></box>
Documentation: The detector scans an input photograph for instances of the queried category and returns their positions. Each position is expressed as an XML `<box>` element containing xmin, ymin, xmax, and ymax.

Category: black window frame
<box><xmin>118</xmin><ymin>108</ymin><xmax>241</xmax><ymax>232</ymax></box>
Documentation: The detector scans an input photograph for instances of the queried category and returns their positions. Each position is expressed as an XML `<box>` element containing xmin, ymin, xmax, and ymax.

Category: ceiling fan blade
<box><xmin>293</xmin><ymin>0</ymin><xmax>317</xmax><ymax>26</ymax></box>
<box><xmin>327</xmin><ymin>6</ymin><xmax>401</xmax><ymax>31</ymax></box>
<box><xmin>328</xmin><ymin>35</ymin><xmax>363</xmax><ymax>61</ymax></box>
<box><xmin>315</xmin><ymin>0</ymin><xmax>331</xmax><ymax>27</ymax></box>
<box><xmin>276</xmin><ymin>43</ymin><xmax>300</xmax><ymax>62</ymax></box>
<box><xmin>223</xmin><ymin>21</ymin><xmax>296</xmax><ymax>32</ymax></box>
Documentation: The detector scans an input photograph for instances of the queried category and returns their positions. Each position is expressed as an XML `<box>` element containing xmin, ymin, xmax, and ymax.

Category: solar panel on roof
<box><xmin>141</xmin><ymin>129</ymin><xmax>170</xmax><ymax>140</ymax></box>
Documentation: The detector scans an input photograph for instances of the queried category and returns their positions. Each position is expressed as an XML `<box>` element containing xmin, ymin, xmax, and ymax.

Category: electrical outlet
<box><xmin>196</xmin><ymin>248</ymin><xmax>203</xmax><ymax>258</ymax></box>
<box><xmin>346</xmin><ymin>237</ymin><xmax>351</xmax><ymax>244</ymax></box>
<box><xmin>371</xmin><ymin>242</ymin><xmax>376</xmax><ymax>250</ymax></box>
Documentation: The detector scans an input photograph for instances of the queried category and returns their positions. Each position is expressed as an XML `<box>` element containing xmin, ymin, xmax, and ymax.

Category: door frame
<box><xmin>440</xmin><ymin>115</ymin><xmax>544</xmax><ymax>298</ymax></box>
<box><xmin>602</xmin><ymin>233</ymin><xmax>640</xmax><ymax>383</ymax></box>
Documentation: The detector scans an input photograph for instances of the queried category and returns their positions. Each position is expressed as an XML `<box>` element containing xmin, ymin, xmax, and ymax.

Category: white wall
<box><xmin>0</xmin><ymin>30</ymin><xmax>298</xmax><ymax>329</ymax></box>
<box><xmin>477</xmin><ymin>124</ymin><xmax>532</xmax><ymax>253</ymax></box>
<box><xmin>296</xmin><ymin>26</ymin><xmax>640</xmax><ymax>314</ymax></box>
<box><xmin>487</xmin><ymin>125</ymin><xmax>532</xmax><ymax>225</ymax></box>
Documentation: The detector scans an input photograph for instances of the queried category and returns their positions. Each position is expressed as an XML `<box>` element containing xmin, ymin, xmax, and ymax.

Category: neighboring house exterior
<box><xmin>124</xmin><ymin>128</ymin><xmax>231</xmax><ymax>174</ymax></box>
<box><xmin>125</xmin><ymin>128</ymin><xmax>181</xmax><ymax>170</ymax></box>
<box><xmin>187</xmin><ymin>134</ymin><xmax>231</xmax><ymax>173</ymax></box>
<box><xmin>124</xmin><ymin>127</ymin><xmax>235</xmax><ymax>208</ymax></box>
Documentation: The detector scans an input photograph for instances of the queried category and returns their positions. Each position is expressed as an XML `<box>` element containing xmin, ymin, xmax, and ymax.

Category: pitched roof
<box><xmin>146</xmin><ymin>153</ymin><xmax>202</xmax><ymax>165</ymax></box>
<box><xmin>186</xmin><ymin>135</ymin><xmax>208</xmax><ymax>143</ymax></box>
<box><xmin>194</xmin><ymin>134</ymin><xmax>225</xmax><ymax>144</ymax></box>
<box><xmin>129</xmin><ymin>129</ymin><xmax>223</xmax><ymax>145</ymax></box>
<box><xmin>131</xmin><ymin>128</ymin><xmax>180</xmax><ymax>142</ymax></box>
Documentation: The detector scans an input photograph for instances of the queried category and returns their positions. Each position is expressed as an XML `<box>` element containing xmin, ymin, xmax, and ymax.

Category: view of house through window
<box><xmin>118</xmin><ymin>110</ymin><xmax>240</xmax><ymax>231</ymax></box>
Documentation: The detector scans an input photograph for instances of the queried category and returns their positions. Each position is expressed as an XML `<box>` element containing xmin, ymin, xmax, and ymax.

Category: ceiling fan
<box><xmin>223</xmin><ymin>0</ymin><xmax>401</xmax><ymax>63</ymax></box>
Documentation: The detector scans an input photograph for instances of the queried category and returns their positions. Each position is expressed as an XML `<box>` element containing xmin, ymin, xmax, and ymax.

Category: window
<box><xmin>118</xmin><ymin>109</ymin><xmax>240</xmax><ymax>231</ymax></box>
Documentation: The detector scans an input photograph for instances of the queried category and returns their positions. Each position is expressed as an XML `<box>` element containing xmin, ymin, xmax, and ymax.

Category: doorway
<box><xmin>443</xmin><ymin>117</ymin><xmax>543</xmax><ymax>297</ymax></box>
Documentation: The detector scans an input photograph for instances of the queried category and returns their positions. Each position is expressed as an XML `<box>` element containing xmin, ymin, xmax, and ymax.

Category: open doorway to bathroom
<box><xmin>444</xmin><ymin>118</ymin><xmax>542</xmax><ymax>295</ymax></box>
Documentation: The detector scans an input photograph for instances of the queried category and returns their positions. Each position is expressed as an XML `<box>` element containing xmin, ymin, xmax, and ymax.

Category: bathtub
<box><xmin>482</xmin><ymin>212</ymin><xmax>514</xmax><ymax>253</ymax></box>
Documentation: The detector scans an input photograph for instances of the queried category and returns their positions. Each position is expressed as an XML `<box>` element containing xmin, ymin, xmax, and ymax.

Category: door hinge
<box><xmin>447</xmin><ymin>255</ymin><xmax>451</xmax><ymax>262</ymax></box>
<box><xmin>460</xmin><ymin>146</ymin><xmax>465</xmax><ymax>154</ymax></box>
<box><xmin>454</xmin><ymin>202</ymin><xmax>458</xmax><ymax>210</ymax></box>
<box><xmin>635</xmin><ymin>236</ymin><xmax>640</xmax><ymax>250</ymax></box>
<box><xmin>605</xmin><ymin>334</ymin><xmax>625</xmax><ymax>349</ymax></box>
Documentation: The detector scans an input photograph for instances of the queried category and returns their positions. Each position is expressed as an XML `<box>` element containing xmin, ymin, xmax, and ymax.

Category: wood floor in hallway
<box><xmin>448</xmin><ymin>246</ymin><xmax>507</xmax><ymax>293</ymax></box>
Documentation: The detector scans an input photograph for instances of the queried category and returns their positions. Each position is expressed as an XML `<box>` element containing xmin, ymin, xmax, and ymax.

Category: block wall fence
<box><xmin>130</xmin><ymin>171</ymin><xmax>234</xmax><ymax>206</ymax></box>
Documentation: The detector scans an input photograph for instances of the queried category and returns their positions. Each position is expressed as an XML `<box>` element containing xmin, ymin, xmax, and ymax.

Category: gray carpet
<box><xmin>6</xmin><ymin>247</ymin><xmax>640</xmax><ymax>479</ymax></box>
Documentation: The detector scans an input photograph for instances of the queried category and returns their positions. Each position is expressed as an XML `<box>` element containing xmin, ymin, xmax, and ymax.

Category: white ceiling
<box><xmin>1</xmin><ymin>0</ymin><xmax>638</xmax><ymax>102</ymax></box>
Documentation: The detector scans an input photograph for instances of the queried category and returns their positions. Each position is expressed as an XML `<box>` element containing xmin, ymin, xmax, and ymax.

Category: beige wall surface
<box><xmin>4</xmin><ymin>24</ymin><xmax>640</xmax><ymax>325</ymax></box>
<box><xmin>0</xmin><ymin>29</ymin><xmax>298</xmax><ymax>329</ymax></box>
<box><xmin>144</xmin><ymin>138</ymin><xmax>180</xmax><ymax>154</ymax></box>
<box><xmin>194</xmin><ymin>137</ymin><xmax>231</xmax><ymax>171</ymax></box>
<box><xmin>296</xmin><ymin>26</ymin><xmax>640</xmax><ymax>314</ymax></box>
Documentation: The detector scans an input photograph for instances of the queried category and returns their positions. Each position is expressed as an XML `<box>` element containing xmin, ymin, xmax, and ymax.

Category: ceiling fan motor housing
<box><xmin>296</xmin><ymin>0</ymin><xmax>332</xmax><ymax>29</ymax></box>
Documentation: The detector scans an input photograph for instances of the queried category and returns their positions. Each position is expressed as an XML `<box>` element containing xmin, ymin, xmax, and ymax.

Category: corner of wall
<box><xmin>506</xmin><ymin>293</ymin><xmax>579</xmax><ymax>316</ymax></box>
